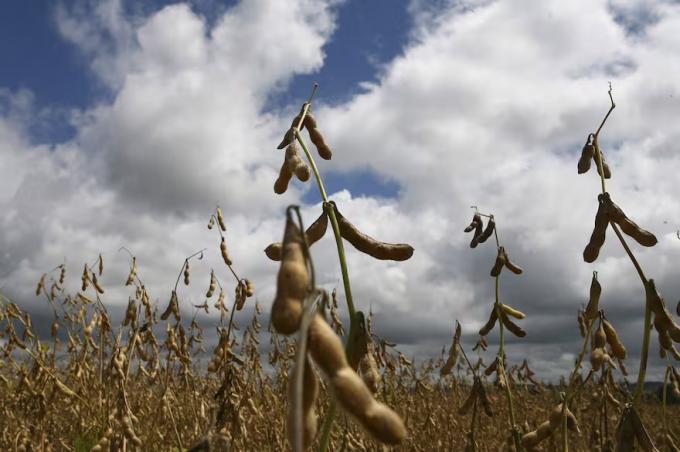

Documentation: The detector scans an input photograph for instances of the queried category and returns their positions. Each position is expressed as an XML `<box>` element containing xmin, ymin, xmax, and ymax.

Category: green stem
<box><xmin>294</xmin><ymin>130</ymin><xmax>359</xmax><ymax>452</ymax></box>
<box><xmin>494</xmin><ymin>275</ymin><xmax>521</xmax><ymax>451</ymax></box>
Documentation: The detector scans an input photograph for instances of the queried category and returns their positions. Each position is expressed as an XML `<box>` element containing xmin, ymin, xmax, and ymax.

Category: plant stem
<box><xmin>592</xmin><ymin>88</ymin><xmax>652</xmax><ymax>406</ymax></box>
<box><xmin>494</xmin><ymin>274</ymin><xmax>521</xmax><ymax>451</ymax></box>
<box><xmin>294</xmin><ymin>127</ymin><xmax>359</xmax><ymax>452</ymax></box>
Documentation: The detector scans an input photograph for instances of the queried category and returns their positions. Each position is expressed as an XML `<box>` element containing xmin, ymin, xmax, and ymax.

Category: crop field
<box><xmin>1</xmin><ymin>82</ymin><xmax>679</xmax><ymax>452</ymax></box>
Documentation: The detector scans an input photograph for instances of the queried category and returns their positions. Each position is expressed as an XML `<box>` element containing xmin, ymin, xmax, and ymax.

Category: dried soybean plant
<box><xmin>464</xmin><ymin>207</ymin><xmax>527</xmax><ymax>450</ymax></box>
<box><xmin>267</xmin><ymin>84</ymin><xmax>413</xmax><ymax>449</ymax></box>
<box><xmin>576</xmin><ymin>86</ymin><xmax>680</xmax><ymax>449</ymax></box>
<box><xmin>441</xmin><ymin>323</ymin><xmax>494</xmax><ymax>452</ymax></box>
<box><xmin>206</xmin><ymin>206</ymin><xmax>255</xmax><ymax>332</ymax></box>
<box><xmin>555</xmin><ymin>273</ymin><xmax>631</xmax><ymax>452</ymax></box>
<box><xmin>270</xmin><ymin>206</ymin><xmax>406</xmax><ymax>452</ymax></box>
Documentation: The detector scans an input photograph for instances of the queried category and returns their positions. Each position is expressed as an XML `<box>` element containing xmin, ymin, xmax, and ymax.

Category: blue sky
<box><xmin>1</xmin><ymin>0</ymin><xmax>680</xmax><ymax>381</ymax></box>
<box><xmin>0</xmin><ymin>0</ymin><xmax>406</xmax><ymax>199</ymax></box>
<box><xmin>1</xmin><ymin>0</ymin><xmax>409</xmax><ymax>141</ymax></box>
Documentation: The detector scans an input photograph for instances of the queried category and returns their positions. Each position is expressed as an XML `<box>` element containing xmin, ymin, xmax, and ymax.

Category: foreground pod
<box><xmin>271</xmin><ymin>213</ymin><xmax>406</xmax><ymax>447</ymax></box>
<box><xmin>271</xmin><ymin>217</ymin><xmax>308</xmax><ymax>335</ymax></box>
<box><xmin>308</xmin><ymin>314</ymin><xmax>407</xmax><ymax>445</ymax></box>
<box><xmin>331</xmin><ymin>202</ymin><xmax>414</xmax><ymax>261</ymax></box>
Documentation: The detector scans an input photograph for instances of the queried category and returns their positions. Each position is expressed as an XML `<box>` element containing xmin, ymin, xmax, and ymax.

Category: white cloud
<box><xmin>1</xmin><ymin>0</ymin><xmax>679</xmax><ymax>382</ymax></box>
<box><xmin>311</xmin><ymin>0</ymin><xmax>680</xmax><ymax>379</ymax></box>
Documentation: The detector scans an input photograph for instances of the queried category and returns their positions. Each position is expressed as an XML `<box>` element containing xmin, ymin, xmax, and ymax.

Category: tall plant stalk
<box><xmin>468</xmin><ymin>210</ymin><xmax>524</xmax><ymax>451</ymax></box>
<box><xmin>587</xmin><ymin>87</ymin><xmax>652</xmax><ymax>404</ymax></box>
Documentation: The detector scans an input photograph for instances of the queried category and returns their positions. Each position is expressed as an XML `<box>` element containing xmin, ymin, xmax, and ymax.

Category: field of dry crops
<box><xmin>1</xmin><ymin>86</ymin><xmax>680</xmax><ymax>452</ymax></box>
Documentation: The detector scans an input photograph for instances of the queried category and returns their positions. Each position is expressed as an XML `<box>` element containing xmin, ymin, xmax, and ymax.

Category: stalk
<box><xmin>486</xmin><ymin>220</ymin><xmax>522</xmax><ymax>451</ymax></box>
<box><xmin>292</xmin><ymin>106</ymin><xmax>360</xmax><ymax>452</ymax></box>
<box><xmin>590</xmin><ymin>87</ymin><xmax>652</xmax><ymax>405</ymax></box>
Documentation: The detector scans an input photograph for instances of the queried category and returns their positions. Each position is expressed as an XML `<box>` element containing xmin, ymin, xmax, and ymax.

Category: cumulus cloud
<box><xmin>312</xmin><ymin>0</ymin><xmax>680</xmax><ymax>378</ymax></box>
<box><xmin>1</xmin><ymin>0</ymin><xmax>680</xmax><ymax>381</ymax></box>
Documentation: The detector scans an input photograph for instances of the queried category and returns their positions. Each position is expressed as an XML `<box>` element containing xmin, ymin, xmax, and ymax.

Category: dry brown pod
<box><xmin>593</xmin><ymin>321</ymin><xmax>607</xmax><ymax>349</ymax></box>
<box><xmin>583</xmin><ymin>194</ymin><xmax>609</xmax><ymax>263</ymax></box>
<box><xmin>274</xmin><ymin>160</ymin><xmax>294</xmax><ymax>194</ymax></box>
<box><xmin>331</xmin><ymin>202</ymin><xmax>414</xmax><ymax>261</ymax></box>
<box><xmin>577</xmin><ymin>135</ymin><xmax>595</xmax><ymax>174</ymax></box>
<box><xmin>277</xmin><ymin>110</ymin><xmax>306</xmax><ymax>149</ymax></box>
<box><xmin>183</xmin><ymin>261</ymin><xmax>190</xmax><ymax>286</ymax></box>
<box><xmin>500</xmin><ymin>310</ymin><xmax>526</xmax><ymax>337</ymax></box>
<box><xmin>216</xmin><ymin>206</ymin><xmax>226</xmax><ymax>231</ymax></box>
<box><xmin>484</xmin><ymin>357</ymin><xmax>498</xmax><ymax>376</ymax></box>
<box><xmin>81</xmin><ymin>265</ymin><xmax>89</xmax><ymax>291</ymax></box>
<box><xmin>577</xmin><ymin>310</ymin><xmax>587</xmax><ymax>338</ymax></box>
<box><xmin>479</xmin><ymin>309</ymin><xmax>498</xmax><ymax>336</ymax></box>
<box><xmin>285</xmin><ymin>142</ymin><xmax>311</xmax><ymax>182</ymax></box>
<box><xmin>307</xmin><ymin>315</ymin><xmax>406</xmax><ymax>445</ymax></box>
<box><xmin>603</xmin><ymin>318</ymin><xmax>627</xmax><ymax>360</ymax></box>
<box><xmin>590</xmin><ymin>347</ymin><xmax>615</xmax><ymax>371</ymax></box>
<box><xmin>502</xmin><ymin>247</ymin><xmax>523</xmax><ymax>275</ymax></box>
<box><xmin>441</xmin><ymin>321</ymin><xmax>461</xmax><ymax>376</ymax></box>
<box><xmin>464</xmin><ymin>214</ymin><xmax>482</xmax><ymax>233</ymax></box>
<box><xmin>206</xmin><ymin>270</ymin><xmax>216</xmax><ymax>298</ymax></box>
<box><xmin>220</xmin><ymin>237</ymin><xmax>232</xmax><ymax>266</ymax></box>
<box><xmin>92</xmin><ymin>273</ymin><xmax>104</xmax><ymax>294</ymax></box>
<box><xmin>490</xmin><ymin>246</ymin><xmax>506</xmax><ymax>277</ymax></box>
<box><xmin>271</xmin><ymin>217</ymin><xmax>308</xmax><ymax>335</ymax></box>
<box><xmin>647</xmin><ymin>279</ymin><xmax>680</xmax><ymax>342</ymax></box>
<box><xmin>585</xmin><ymin>271</ymin><xmax>601</xmax><ymax>321</ymax></box>
<box><xmin>125</xmin><ymin>257</ymin><xmax>137</xmax><ymax>286</ymax></box>
<box><xmin>265</xmin><ymin>210</ymin><xmax>328</xmax><ymax>261</ymax></box>
<box><xmin>470</xmin><ymin>218</ymin><xmax>484</xmax><ymax>248</ymax></box>
<box><xmin>521</xmin><ymin>421</ymin><xmax>554</xmax><ymax>448</ymax></box>
<box><xmin>592</xmin><ymin>138</ymin><xmax>612</xmax><ymax>179</ymax></box>
<box><xmin>548</xmin><ymin>403</ymin><xmax>580</xmax><ymax>433</ymax></box>
<box><xmin>477</xmin><ymin>217</ymin><xmax>495</xmax><ymax>244</ymax></box>
<box><xmin>603</xmin><ymin>193</ymin><xmax>657</xmax><ymax>247</ymax></box>
<box><xmin>160</xmin><ymin>291</ymin><xmax>180</xmax><ymax>322</ymax></box>
<box><xmin>359</xmin><ymin>341</ymin><xmax>382</xmax><ymax>393</ymax></box>
<box><xmin>303</xmin><ymin>112</ymin><xmax>332</xmax><ymax>160</ymax></box>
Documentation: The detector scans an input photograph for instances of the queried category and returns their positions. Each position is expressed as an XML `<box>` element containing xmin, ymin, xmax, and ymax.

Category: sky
<box><xmin>1</xmin><ymin>0</ymin><xmax>679</xmax><ymax>382</ymax></box>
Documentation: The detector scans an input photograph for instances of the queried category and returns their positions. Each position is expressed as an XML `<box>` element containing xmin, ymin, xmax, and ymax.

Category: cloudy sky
<box><xmin>1</xmin><ymin>0</ymin><xmax>679</xmax><ymax>381</ymax></box>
